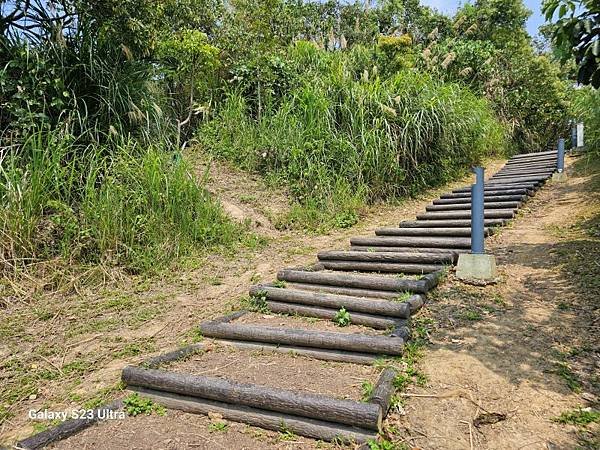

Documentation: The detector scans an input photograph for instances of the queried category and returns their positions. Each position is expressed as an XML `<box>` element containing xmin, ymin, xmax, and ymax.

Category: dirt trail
<box><xmin>0</xmin><ymin>158</ymin><xmax>502</xmax><ymax>445</ymax></box>
<box><xmin>398</xmin><ymin>161</ymin><xmax>599</xmax><ymax>449</ymax></box>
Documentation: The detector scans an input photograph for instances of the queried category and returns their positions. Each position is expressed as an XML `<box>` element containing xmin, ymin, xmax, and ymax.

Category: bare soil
<box><xmin>389</xmin><ymin>158</ymin><xmax>600</xmax><ymax>449</ymax></box>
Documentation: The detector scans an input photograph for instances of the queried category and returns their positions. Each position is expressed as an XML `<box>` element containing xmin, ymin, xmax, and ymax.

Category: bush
<box><xmin>571</xmin><ymin>87</ymin><xmax>600</xmax><ymax>157</ymax></box>
<box><xmin>0</xmin><ymin>129</ymin><xmax>244</xmax><ymax>275</ymax></box>
<box><xmin>198</xmin><ymin>43</ymin><xmax>507</xmax><ymax>230</ymax></box>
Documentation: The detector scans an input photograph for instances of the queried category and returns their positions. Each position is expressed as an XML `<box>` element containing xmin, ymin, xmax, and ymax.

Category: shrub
<box><xmin>198</xmin><ymin>43</ymin><xmax>507</xmax><ymax>230</ymax></box>
<box><xmin>0</xmin><ymin>128</ymin><xmax>244</xmax><ymax>275</ymax></box>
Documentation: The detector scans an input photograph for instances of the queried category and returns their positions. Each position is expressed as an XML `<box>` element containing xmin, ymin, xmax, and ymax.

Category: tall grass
<box><xmin>198</xmin><ymin>42</ymin><xmax>507</xmax><ymax>230</ymax></box>
<box><xmin>0</xmin><ymin>129</ymin><xmax>244</xmax><ymax>276</ymax></box>
<box><xmin>572</xmin><ymin>87</ymin><xmax>600</xmax><ymax>158</ymax></box>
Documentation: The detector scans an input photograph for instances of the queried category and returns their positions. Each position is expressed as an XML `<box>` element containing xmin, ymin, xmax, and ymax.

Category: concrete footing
<box><xmin>552</xmin><ymin>172</ymin><xmax>567</xmax><ymax>182</ymax></box>
<box><xmin>456</xmin><ymin>253</ymin><xmax>498</xmax><ymax>281</ymax></box>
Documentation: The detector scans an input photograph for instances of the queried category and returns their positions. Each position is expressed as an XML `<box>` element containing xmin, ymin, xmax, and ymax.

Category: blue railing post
<box><xmin>557</xmin><ymin>138</ymin><xmax>565</xmax><ymax>173</ymax></box>
<box><xmin>471</xmin><ymin>166</ymin><xmax>485</xmax><ymax>255</ymax></box>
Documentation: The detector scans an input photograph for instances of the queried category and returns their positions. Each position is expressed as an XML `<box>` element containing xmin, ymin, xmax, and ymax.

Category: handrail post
<box><xmin>557</xmin><ymin>138</ymin><xmax>565</xmax><ymax>173</ymax></box>
<box><xmin>471</xmin><ymin>166</ymin><xmax>485</xmax><ymax>255</ymax></box>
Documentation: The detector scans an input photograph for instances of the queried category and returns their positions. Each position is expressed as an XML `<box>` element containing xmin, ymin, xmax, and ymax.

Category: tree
<box><xmin>543</xmin><ymin>0</ymin><xmax>600</xmax><ymax>87</ymax></box>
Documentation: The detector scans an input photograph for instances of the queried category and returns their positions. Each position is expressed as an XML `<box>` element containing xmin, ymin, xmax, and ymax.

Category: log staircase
<box><xmin>17</xmin><ymin>150</ymin><xmax>560</xmax><ymax>449</ymax></box>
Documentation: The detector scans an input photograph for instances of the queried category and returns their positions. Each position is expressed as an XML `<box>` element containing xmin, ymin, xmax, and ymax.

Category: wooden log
<box><xmin>250</xmin><ymin>284</ymin><xmax>411</xmax><ymax>317</ymax></box>
<box><xmin>496</xmin><ymin>168</ymin><xmax>555</xmax><ymax>176</ymax></box>
<box><xmin>198</xmin><ymin>322</ymin><xmax>405</xmax><ymax>356</ymax></box>
<box><xmin>405</xmin><ymin>291</ymin><xmax>425</xmax><ymax>312</ymax></box>
<box><xmin>216</xmin><ymin>339</ymin><xmax>379</xmax><ymax>364</ymax></box>
<box><xmin>278</xmin><ymin>269</ymin><xmax>430</xmax><ymax>293</ymax></box>
<box><xmin>490</xmin><ymin>173</ymin><xmax>550</xmax><ymax>181</ymax></box>
<box><xmin>510</xmin><ymin>150</ymin><xmax>556</xmax><ymax>158</ymax></box>
<box><xmin>210</xmin><ymin>310</ymin><xmax>248</xmax><ymax>324</ymax></box>
<box><xmin>319</xmin><ymin>260</ymin><xmax>443</xmax><ymax>274</ymax></box>
<box><xmin>503</xmin><ymin>161</ymin><xmax>556</xmax><ymax>169</ymax></box>
<box><xmin>399</xmin><ymin>219</ymin><xmax>507</xmax><ymax>228</ymax></box>
<box><xmin>142</xmin><ymin>344</ymin><xmax>205</xmax><ymax>369</ymax></box>
<box><xmin>123</xmin><ymin>366</ymin><xmax>383</xmax><ymax>430</ymax></box>
<box><xmin>425</xmin><ymin>202</ymin><xmax>520</xmax><ymax>211</ymax></box>
<box><xmin>131</xmin><ymin>387</ymin><xmax>377</xmax><ymax>443</ymax></box>
<box><xmin>349</xmin><ymin>236</ymin><xmax>471</xmax><ymax>249</ymax></box>
<box><xmin>487</xmin><ymin>177</ymin><xmax>545</xmax><ymax>184</ymax></box>
<box><xmin>375</xmin><ymin>227</ymin><xmax>490</xmax><ymax>237</ymax></box>
<box><xmin>416</xmin><ymin>210</ymin><xmax>515</xmax><ymax>220</ymax></box>
<box><xmin>444</xmin><ymin>188</ymin><xmax>530</xmax><ymax>196</ymax></box>
<box><xmin>265</xmin><ymin>301</ymin><xmax>397</xmax><ymax>329</ymax></box>
<box><xmin>287</xmin><ymin>282</ymin><xmax>413</xmax><ymax>300</ymax></box>
<box><xmin>348</xmin><ymin>246</ymin><xmax>464</xmax><ymax>262</ymax></box>
<box><xmin>317</xmin><ymin>250</ymin><xmax>454</xmax><ymax>264</ymax></box>
<box><xmin>369</xmin><ymin>368</ymin><xmax>397</xmax><ymax>414</ymax></box>
<box><xmin>16</xmin><ymin>400</ymin><xmax>124</xmax><ymax>450</ymax></box>
<box><xmin>422</xmin><ymin>270</ymin><xmax>445</xmax><ymax>290</ymax></box>
<box><xmin>432</xmin><ymin>195</ymin><xmax>525</xmax><ymax>204</ymax></box>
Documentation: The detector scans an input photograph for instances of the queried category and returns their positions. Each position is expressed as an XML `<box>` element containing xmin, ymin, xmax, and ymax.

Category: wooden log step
<box><xmin>318</xmin><ymin>260</ymin><xmax>443</xmax><ymax>274</ymax></box>
<box><xmin>416</xmin><ymin>210</ymin><xmax>515</xmax><ymax>220</ymax></box>
<box><xmin>508</xmin><ymin>155</ymin><xmax>557</xmax><ymax>163</ymax></box>
<box><xmin>446</xmin><ymin>188</ymin><xmax>531</xmax><ymax>196</ymax></box>
<box><xmin>122</xmin><ymin>366</ymin><xmax>383</xmax><ymax>431</ymax></box>
<box><xmin>318</xmin><ymin>250</ymin><xmax>454</xmax><ymax>264</ymax></box>
<box><xmin>278</xmin><ymin>269</ymin><xmax>430</xmax><ymax>293</ymax></box>
<box><xmin>349</xmin><ymin>236</ymin><xmax>471</xmax><ymax>250</ymax></box>
<box><xmin>399</xmin><ymin>219</ymin><xmax>507</xmax><ymax>228</ymax></box>
<box><xmin>216</xmin><ymin>339</ymin><xmax>379</xmax><ymax>365</ymax></box>
<box><xmin>131</xmin><ymin>387</ymin><xmax>377</xmax><ymax>443</ymax></box>
<box><xmin>490</xmin><ymin>173</ymin><xmax>550</xmax><ymax>181</ymax></box>
<box><xmin>199</xmin><ymin>322</ymin><xmax>405</xmax><ymax>356</ymax></box>
<box><xmin>287</xmin><ymin>282</ymin><xmax>412</xmax><ymax>300</ymax></box>
<box><xmin>375</xmin><ymin>227</ymin><xmax>490</xmax><ymax>237</ymax></box>
<box><xmin>487</xmin><ymin>177</ymin><xmax>545</xmax><ymax>184</ymax></box>
<box><xmin>510</xmin><ymin>150</ymin><xmax>556</xmax><ymax>158</ymax></box>
<box><xmin>432</xmin><ymin>194</ymin><xmax>526</xmax><ymax>204</ymax></box>
<box><xmin>249</xmin><ymin>284</ymin><xmax>413</xmax><ymax>317</ymax></box>
<box><xmin>349</xmin><ymin>246</ymin><xmax>466</xmax><ymax>260</ymax></box>
<box><xmin>496</xmin><ymin>168</ymin><xmax>555</xmax><ymax>175</ymax></box>
<box><xmin>264</xmin><ymin>301</ymin><xmax>398</xmax><ymax>329</ymax></box>
<box><xmin>368</xmin><ymin>368</ymin><xmax>397</xmax><ymax>415</ymax></box>
<box><xmin>504</xmin><ymin>160</ymin><xmax>556</xmax><ymax>168</ymax></box>
<box><xmin>425</xmin><ymin>201</ymin><xmax>520</xmax><ymax>211</ymax></box>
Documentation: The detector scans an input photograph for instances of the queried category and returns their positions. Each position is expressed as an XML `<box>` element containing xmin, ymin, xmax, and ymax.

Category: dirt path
<box><xmin>396</xmin><ymin>159</ymin><xmax>600</xmax><ymax>449</ymax></box>
<box><xmin>0</xmin><ymin>157</ymin><xmax>503</xmax><ymax>445</ymax></box>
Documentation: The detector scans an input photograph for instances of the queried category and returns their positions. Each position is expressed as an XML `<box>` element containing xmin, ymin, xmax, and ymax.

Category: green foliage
<box><xmin>543</xmin><ymin>0</ymin><xmax>600</xmax><ymax>86</ymax></box>
<box><xmin>555</xmin><ymin>408</ymin><xmax>600</xmax><ymax>426</ymax></box>
<box><xmin>424</xmin><ymin>0</ymin><xmax>570</xmax><ymax>152</ymax></box>
<box><xmin>571</xmin><ymin>87</ymin><xmax>600</xmax><ymax>156</ymax></box>
<box><xmin>333</xmin><ymin>307</ymin><xmax>351</xmax><ymax>327</ymax></box>
<box><xmin>199</xmin><ymin>43</ymin><xmax>506</xmax><ymax>230</ymax></box>
<box><xmin>208</xmin><ymin>421</ymin><xmax>228</xmax><ymax>432</ymax></box>
<box><xmin>361</xmin><ymin>380</ymin><xmax>374</xmax><ymax>401</ymax></box>
<box><xmin>0</xmin><ymin>128</ymin><xmax>245</xmax><ymax>275</ymax></box>
<box><xmin>123</xmin><ymin>393</ymin><xmax>166</xmax><ymax>416</ymax></box>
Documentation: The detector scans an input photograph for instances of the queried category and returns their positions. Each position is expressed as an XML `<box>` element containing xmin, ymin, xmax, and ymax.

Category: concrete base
<box><xmin>552</xmin><ymin>172</ymin><xmax>567</xmax><ymax>182</ymax></box>
<box><xmin>456</xmin><ymin>253</ymin><xmax>498</xmax><ymax>281</ymax></box>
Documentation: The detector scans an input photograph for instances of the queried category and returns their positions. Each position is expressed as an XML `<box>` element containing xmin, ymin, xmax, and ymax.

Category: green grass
<box><xmin>198</xmin><ymin>41</ymin><xmax>507</xmax><ymax>231</ymax></box>
<box><xmin>333</xmin><ymin>307</ymin><xmax>351</xmax><ymax>327</ymax></box>
<box><xmin>0</xmin><ymin>128</ymin><xmax>249</xmax><ymax>278</ymax></box>
<box><xmin>123</xmin><ymin>393</ymin><xmax>166</xmax><ymax>416</ymax></box>
<box><xmin>555</xmin><ymin>408</ymin><xmax>600</xmax><ymax>426</ymax></box>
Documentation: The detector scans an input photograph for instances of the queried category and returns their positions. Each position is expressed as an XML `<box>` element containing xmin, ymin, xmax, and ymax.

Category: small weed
<box><xmin>463</xmin><ymin>309</ymin><xmax>482</xmax><ymax>321</ymax></box>
<box><xmin>208</xmin><ymin>421</ymin><xmax>228</xmax><ymax>432</ymax></box>
<box><xmin>123</xmin><ymin>393</ymin><xmax>166</xmax><ymax>417</ymax></box>
<box><xmin>368</xmin><ymin>438</ymin><xmax>408</xmax><ymax>450</ymax></box>
<box><xmin>554</xmin><ymin>362</ymin><xmax>582</xmax><ymax>393</ymax></box>
<box><xmin>333</xmin><ymin>307</ymin><xmax>351</xmax><ymax>327</ymax></box>
<box><xmin>557</xmin><ymin>302</ymin><xmax>571</xmax><ymax>311</ymax></box>
<box><xmin>273</xmin><ymin>280</ymin><xmax>287</xmax><ymax>288</ymax></box>
<box><xmin>278</xmin><ymin>423</ymin><xmax>297</xmax><ymax>441</ymax></box>
<box><xmin>244</xmin><ymin>293</ymin><xmax>270</xmax><ymax>313</ymax></box>
<box><xmin>394</xmin><ymin>292</ymin><xmax>412</xmax><ymax>302</ymax></box>
<box><xmin>250</xmin><ymin>273</ymin><xmax>261</xmax><ymax>284</ymax></box>
<box><xmin>555</xmin><ymin>408</ymin><xmax>600</xmax><ymax>426</ymax></box>
<box><xmin>361</xmin><ymin>380</ymin><xmax>374</xmax><ymax>401</ymax></box>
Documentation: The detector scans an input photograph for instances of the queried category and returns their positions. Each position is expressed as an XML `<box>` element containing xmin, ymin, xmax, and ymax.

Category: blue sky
<box><xmin>420</xmin><ymin>1</ymin><xmax>546</xmax><ymax>36</ymax></box>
